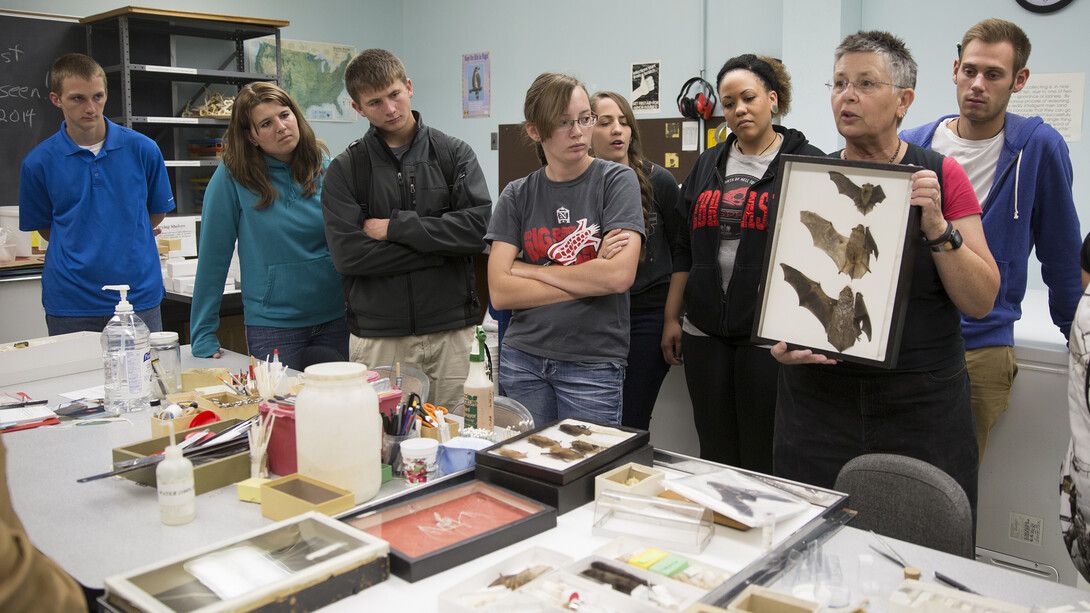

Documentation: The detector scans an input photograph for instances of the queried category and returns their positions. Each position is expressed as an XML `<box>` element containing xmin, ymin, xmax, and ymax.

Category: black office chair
<box><xmin>835</xmin><ymin>453</ymin><xmax>974</xmax><ymax>558</ymax></box>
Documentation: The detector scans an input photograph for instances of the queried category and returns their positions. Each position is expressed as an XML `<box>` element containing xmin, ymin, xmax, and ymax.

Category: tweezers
<box><xmin>869</xmin><ymin>530</ymin><xmax>910</xmax><ymax>567</ymax></box>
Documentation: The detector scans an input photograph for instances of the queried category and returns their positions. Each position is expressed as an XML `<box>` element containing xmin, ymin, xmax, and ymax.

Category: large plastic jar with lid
<box><xmin>294</xmin><ymin>362</ymin><xmax>381</xmax><ymax>503</ymax></box>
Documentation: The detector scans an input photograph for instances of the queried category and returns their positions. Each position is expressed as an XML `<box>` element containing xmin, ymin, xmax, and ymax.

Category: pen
<box><xmin>934</xmin><ymin>571</ymin><xmax>980</xmax><ymax>595</ymax></box>
<box><xmin>0</xmin><ymin>399</ymin><xmax>49</xmax><ymax>409</ymax></box>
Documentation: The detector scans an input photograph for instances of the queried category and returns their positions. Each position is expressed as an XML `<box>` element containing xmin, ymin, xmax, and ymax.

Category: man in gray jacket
<box><xmin>321</xmin><ymin>49</ymin><xmax>491</xmax><ymax>408</ymax></box>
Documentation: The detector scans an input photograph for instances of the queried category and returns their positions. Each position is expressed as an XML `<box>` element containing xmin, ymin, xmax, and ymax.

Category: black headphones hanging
<box><xmin>677</xmin><ymin>76</ymin><xmax>717</xmax><ymax>121</ymax></box>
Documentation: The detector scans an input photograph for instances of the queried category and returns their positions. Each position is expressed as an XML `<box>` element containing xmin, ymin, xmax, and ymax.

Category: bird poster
<box><xmin>753</xmin><ymin>155</ymin><xmax>919</xmax><ymax>368</ymax></box>
<box><xmin>462</xmin><ymin>52</ymin><xmax>490</xmax><ymax>118</ymax></box>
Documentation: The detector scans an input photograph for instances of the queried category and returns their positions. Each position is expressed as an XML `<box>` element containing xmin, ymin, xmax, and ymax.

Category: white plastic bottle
<box><xmin>295</xmin><ymin>362</ymin><xmax>382</xmax><ymax>504</ymax></box>
<box><xmin>463</xmin><ymin>326</ymin><xmax>494</xmax><ymax>431</ymax></box>
<box><xmin>157</xmin><ymin>423</ymin><xmax>195</xmax><ymax>525</ymax></box>
<box><xmin>101</xmin><ymin>284</ymin><xmax>152</xmax><ymax>413</ymax></box>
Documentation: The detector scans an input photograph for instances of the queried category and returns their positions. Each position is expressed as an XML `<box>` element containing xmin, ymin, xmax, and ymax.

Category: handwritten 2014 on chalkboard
<box><xmin>0</xmin><ymin>12</ymin><xmax>86</xmax><ymax>195</ymax></box>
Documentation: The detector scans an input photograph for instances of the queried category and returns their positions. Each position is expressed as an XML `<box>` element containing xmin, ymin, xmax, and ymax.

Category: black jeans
<box><xmin>774</xmin><ymin>361</ymin><xmax>978</xmax><ymax>517</ymax></box>
<box><xmin>620</xmin><ymin>313</ymin><xmax>671</xmax><ymax>430</ymax></box>
<box><xmin>682</xmin><ymin>333</ymin><xmax>778</xmax><ymax>473</ymax></box>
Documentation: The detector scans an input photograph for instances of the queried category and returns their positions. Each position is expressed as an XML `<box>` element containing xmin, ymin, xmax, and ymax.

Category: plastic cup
<box><xmin>401</xmin><ymin>437</ymin><xmax>439</xmax><ymax>484</ymax></box>
<box><xmin>382</xmin><ymin>431</ymin><xmax>418</xmax><ymax>477</ymax></box>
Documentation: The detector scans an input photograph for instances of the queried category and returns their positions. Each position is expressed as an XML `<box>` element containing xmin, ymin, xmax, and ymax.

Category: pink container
<box><xmin>259</xmin><ymin>400</ymin><xmax>297</xmax><ymax>476</ymax></box>
<box><xmin>366</xmin><ymin>370</ymin><xmax>402</xmax><ymax>419</ymax></box>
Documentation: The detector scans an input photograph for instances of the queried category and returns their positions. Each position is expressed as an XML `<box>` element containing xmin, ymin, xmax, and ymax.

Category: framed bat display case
<box><xmin>753</xmin><ymin>155</ymin><xmax>919</xmax><ymax>368</ymax></box>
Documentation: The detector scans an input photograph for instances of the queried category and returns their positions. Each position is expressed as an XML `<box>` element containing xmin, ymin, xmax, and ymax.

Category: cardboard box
<box><xmin>420</xmin><ymin>417</ymin><xmax>458</xmax><ymax>442</ymax></box>
<box><xmin>476</xmin><ymin>444</ymin><xmax>653</xmax><ymax>514</ymax></box>
<box><xmin>150</xmin><ymin>392</ymin><xmax>206</xmax><ymax>437</ymax></box>
<box><xmin>181</xmin><ymin>368</ymin><xmax>231</xmax><ymax>391</ymax></box>
<box><xmin>727</xmin><ymin>585</ymin><xmax>820</xmax><ymax>613</ymax></box>
<box><xmin>0</xmin><ymin>331</ymin><xmax>101</xmax><ymax>386</ymax></box>
<box><xmin>260</xmin><ymin>473</ymin><xmax>355</xmax><ymax>521</ymax></box>
<box><xmin>200</xmin><ymin>391</ymin><xmax>260</xmax><ymax>421</ymax></box>
<box><xmin>111</xmin><ymin>419</ymin><xmax>249</xmax><ymax>495</ymax></box>
<box><xmin>594</xmin><ymin>462</ymin><xmax>664</xmax><ymax>501</ymax></box>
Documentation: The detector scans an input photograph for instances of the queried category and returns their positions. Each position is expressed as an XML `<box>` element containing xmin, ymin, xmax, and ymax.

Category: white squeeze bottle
<box><xmin>101</xmin><ymin>284</ymin><xmax>153</xmax><ymax>413</ymax></box>
<box><xmin>463</xmin><ymin>325</ymin><xmax>494</xmax><ymax>431</ymax></box>
<box><xmin>157</xmin><ymin>422</ymin><xmax>195</xmax><ymax>525</ymax></box>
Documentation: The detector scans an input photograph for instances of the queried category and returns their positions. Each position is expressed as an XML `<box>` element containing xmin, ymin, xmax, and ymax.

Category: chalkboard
<box><xmin>0</xmin><ymin>12</ymin><xmax>86</xmax><ymax>199</ymax></box>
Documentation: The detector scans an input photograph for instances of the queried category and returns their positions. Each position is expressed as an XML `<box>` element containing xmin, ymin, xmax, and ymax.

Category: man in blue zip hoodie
<box><xmin>902</xmin><ymin>18</ymin><xmax>1082</xmax><ymax>463</ymax></box>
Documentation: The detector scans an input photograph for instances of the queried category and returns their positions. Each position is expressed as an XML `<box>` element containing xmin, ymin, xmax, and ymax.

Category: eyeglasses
<box><xmin>557</xmin><ymin>114</ymin><xmax>598</xmax><ymax>132</ymax></box>
<box><xmin>825</xmin><ymin>79</ymin><xmax>907</xmax><ymax>95</ymax></box>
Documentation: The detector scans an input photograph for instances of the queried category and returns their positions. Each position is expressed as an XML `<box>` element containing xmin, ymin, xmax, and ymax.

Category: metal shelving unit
<box><xmin>81</xmin><ymin>7</ymin><xmax>288</xmax><ymax>216</ymax></box>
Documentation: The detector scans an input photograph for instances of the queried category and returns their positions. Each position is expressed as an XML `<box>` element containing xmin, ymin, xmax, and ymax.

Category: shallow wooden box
<box><xmin>594</xmin><ymin>461</ymin><xmax>665</xmax><ymax>501</ymax></box>
<box><xmin>727</xmin><ymin>585</ymin><xmax>820</xmax><ymax>613</ymax></box>
<box><xmin>260</xmin><ymin>474</ymin><xmax>354</xmax><ymax>521</ymax></box>
<box><xmin>111</xmin><ymin>419</ymin><xmax>249</xmax><ymax>495</ymax></box>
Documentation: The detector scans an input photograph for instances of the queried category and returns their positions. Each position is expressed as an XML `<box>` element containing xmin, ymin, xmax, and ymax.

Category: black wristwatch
<box><xmin>923</xmin><ymin>221</ymin><xmax>963</xmax><ymax>252</ymax></box>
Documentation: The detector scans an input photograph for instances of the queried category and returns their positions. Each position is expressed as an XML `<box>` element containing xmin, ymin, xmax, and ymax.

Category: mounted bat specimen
<box><xmin>800</xmin><ymin>210</ymin><xmax>879</xmax><ymax>280</ymax></box>
<box><xmin>781</xmin><ymin>263</ymin><xmax>871</xmax><ymax>352</ymax></box>
<box><xmin>828</xmin><ymin>170</ymin><xmax>886</xmax><ymax>215</ymax></box>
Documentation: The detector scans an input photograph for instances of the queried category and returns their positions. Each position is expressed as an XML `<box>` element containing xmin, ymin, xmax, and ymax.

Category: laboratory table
<box><xmin>3</xmin><ymin>349</ymin><xmax>1089</xmax><ymax>611</ymax></box>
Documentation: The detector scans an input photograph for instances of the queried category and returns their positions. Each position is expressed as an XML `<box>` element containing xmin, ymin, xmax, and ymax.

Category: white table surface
<box><xmin>3</xmin><ymin>348</ymin><xmax>1090</xmax><ymax>611</ymax></box>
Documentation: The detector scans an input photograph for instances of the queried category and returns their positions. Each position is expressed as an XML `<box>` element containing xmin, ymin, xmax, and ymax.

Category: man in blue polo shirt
<box><xmin>19</xmin><ymin>53</ymin><xmax>174</xmax><ymax>335</ymax></box>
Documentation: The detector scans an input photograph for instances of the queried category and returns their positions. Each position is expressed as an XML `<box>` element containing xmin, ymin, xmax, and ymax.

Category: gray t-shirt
<box><xmin>486</xmin><ymin>158</ymin><xmax>645</xmax><ymax>364</ymax></box>
<box><xmin>683</xmin><ymin>144</ymin><xmax>777</xmax><ymax>337</ymax></box>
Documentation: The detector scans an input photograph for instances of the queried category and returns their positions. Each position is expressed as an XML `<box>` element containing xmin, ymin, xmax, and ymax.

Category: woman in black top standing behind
<box><xmin>664</xmin><ymin>55</ymin><xmax>823</xmax><ymax>471</ymax></box>
<box><xmin>592</xmin><ymin>91</ymin><xmax>682</xmax><ymax>430</ymax></box>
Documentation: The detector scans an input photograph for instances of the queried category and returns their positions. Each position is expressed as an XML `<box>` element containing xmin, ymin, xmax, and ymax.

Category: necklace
<box><xmin>737</xmin><ymin>133</ymin><xmax>780</xmax><ymax>157</ymax></box>
<box><xmin>840</xmin><ymin>139</ymin><xmax>902</xmax><ymax>164</ymax></box>
<box><xmin>955</xmin><ymin>118</ymin><xmax>963</xmax><ymax>138</ymax></box>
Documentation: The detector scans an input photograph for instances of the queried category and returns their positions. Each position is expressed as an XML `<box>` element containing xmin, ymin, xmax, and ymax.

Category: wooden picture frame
<box><xmin>753</xmin><ymin>155</ymin><xmax>920</xmax><ymax>368</ymax></box>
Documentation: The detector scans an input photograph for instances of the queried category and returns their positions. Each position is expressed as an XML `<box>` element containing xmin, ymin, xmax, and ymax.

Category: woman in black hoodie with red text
<box><xmin>663</xmin><ymin>54</ymin><xmax>823</xmax><ymax>472</ymax></box>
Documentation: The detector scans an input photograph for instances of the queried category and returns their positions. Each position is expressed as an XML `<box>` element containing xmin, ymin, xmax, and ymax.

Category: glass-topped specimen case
<box><xmin>344</xmin><ymin>480</ymin><xmax>557</xmax><ymax>583</ymax></box>
<box><xmin>475</xmin><ymin>418</ymin><xmax>651</xmax><ymax>485</ymax></box>
<box><xmin>103</xmin><ymin>512</ymin><xmax>389</xmax><ymax>613</ymax></box>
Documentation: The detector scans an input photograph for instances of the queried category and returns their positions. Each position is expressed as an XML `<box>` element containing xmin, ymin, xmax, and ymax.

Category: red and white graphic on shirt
<box><xmin>522</xmin><ymin>218</ymin><xmax>602</xmax><ymax>265</ymax></box>
<box><xmin>546</xmin><ymin>218</ymin><xmax>601</xmax><ymax>265</ymax></box>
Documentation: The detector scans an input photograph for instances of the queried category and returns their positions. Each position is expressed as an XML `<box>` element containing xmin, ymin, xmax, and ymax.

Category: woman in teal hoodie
<box><xmin>190</xmin><ymin>82</ymin><xmax>347</xmax><ymax>370</ymax></box>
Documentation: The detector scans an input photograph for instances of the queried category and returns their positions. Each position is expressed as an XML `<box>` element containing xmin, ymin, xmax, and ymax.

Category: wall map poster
<box><xmin>247</xmin><ymin>37</ymin><xmax>356</xmax><ymax>122</ymax></box>
<box><xmin>462</xmin><ymin>52</ymin><xmax>490</xmax><ymax>118</ymax></box>
<box><xmin>631</xmin><ymin>61</ymin><xmax>660</xmax><ymax>114</ymax></box>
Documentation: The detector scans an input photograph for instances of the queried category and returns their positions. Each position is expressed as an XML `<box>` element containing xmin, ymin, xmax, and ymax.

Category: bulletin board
<box><xmin>497</xmin><ymin>118</ymin><xmax>700</xmax><ymax>193</ymax></box>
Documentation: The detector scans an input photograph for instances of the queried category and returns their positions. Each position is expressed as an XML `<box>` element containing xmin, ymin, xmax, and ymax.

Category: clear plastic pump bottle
<box><xmin>101</xmin><ymin>284</ymin><xmax>152</xmax><ymax>413</ymax></box>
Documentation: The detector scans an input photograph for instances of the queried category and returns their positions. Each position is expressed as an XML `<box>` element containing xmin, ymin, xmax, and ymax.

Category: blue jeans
<box><xmin>47</xmin><ymin>306</ymin><xmax>163</xmax><ymax>336</ymax></box>
<box><xmin>246</xmin><ymin>316</ymin><xmax>349</xmax><ymax>372</ymax></box>
<box><xmin>774</xmin><ymin>361</ymin><xmax>978</xmax><ymax>518</ymax></box>
<box><xmin>499</xmin><ymin>344</ymin><xmax>624</xmax><ymax>427</ymax></box>
<box><xmin>621</xmin><ymin>313</ymin><xmax>671</xmax><ymax>430</ymax></box>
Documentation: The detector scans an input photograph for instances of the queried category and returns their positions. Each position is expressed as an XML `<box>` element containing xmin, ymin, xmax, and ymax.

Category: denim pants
<box><xmin>620</xmin><ymin>313</ymin><xmax>671</xmax><ymax>430</ymax></box>
<box><xmin>246</xmin><ymin>316</ymin><xmax>349</xmax><ymax>372</ymax></box>
<box><xmin>774</xmin><ymin>361</ymin><xmax>978</xmax><ymax>517</ymax></box>
<box><xmin>499</xmin><ymin>344</ymin><xmax>624</xmax><ymax>428</ymax></box>
<box><xmin>47</xmin><ymin>306</ymin><xmax>163</xmax><ymax>336</ymax></box>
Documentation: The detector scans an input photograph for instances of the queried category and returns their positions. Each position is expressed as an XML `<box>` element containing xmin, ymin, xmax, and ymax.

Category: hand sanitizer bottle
<box><xmin>101</xmin><ymin>284</ymin><xmax>152</xmax><ymax>413</ymax></box>
<box><xmin>157</xmin><ymin>422</ymin><xmax>195</xmax><ymax>525</ymax></box>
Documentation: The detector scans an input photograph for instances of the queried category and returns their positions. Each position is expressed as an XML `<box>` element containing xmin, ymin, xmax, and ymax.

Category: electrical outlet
<box><xmin>491</xmin><ymin>132</ymin><xmax>498</xmax><ymax>150</ymax></box>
